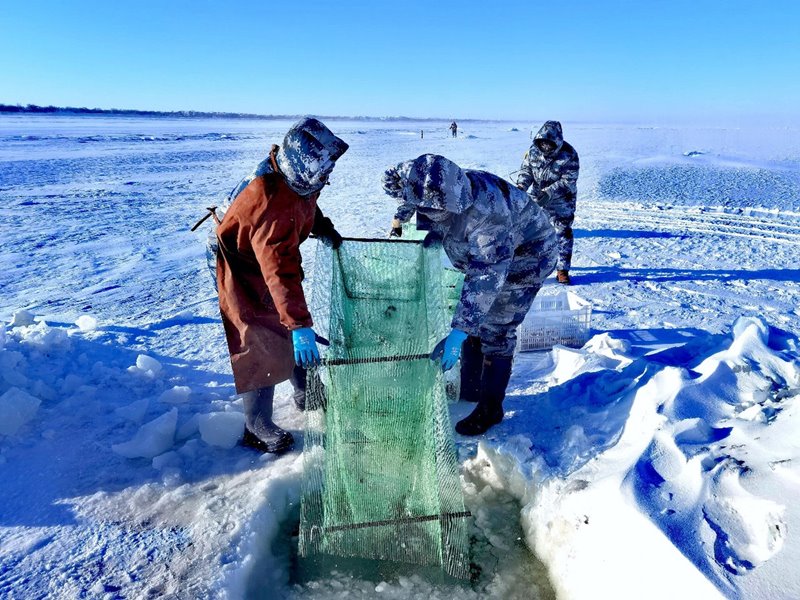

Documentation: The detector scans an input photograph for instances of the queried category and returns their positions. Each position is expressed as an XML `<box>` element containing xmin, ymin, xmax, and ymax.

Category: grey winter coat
<box><xmin>383</xmin><ymin>154</ymin><xmax>556</xmax><ymax>336</ymax></box>
<box><xmin>517</xmin><ymin>121</ymin><xmax>579</xmax><ymax>219</ymax></box>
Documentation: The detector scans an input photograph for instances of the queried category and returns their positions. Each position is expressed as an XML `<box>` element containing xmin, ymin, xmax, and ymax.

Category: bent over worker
<box><xmin>382</xmin><ymin>154</ymin><xmax>556</xmax><ymax>435</ymax></box>
<box><xmin>216</xmin><ymin>118</ymin><xmax>348</xmax><ymax>453</ymax></box>
<box><xmin>516</xmin><ymin>120</ymin><xmax>579</xmax><ymax>285</ymax></box>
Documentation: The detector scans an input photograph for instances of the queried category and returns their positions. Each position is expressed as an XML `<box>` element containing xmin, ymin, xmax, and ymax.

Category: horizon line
<box><xmin>0</xmin><ymin>103</ymin><xmax>522</xmax><ymax>123</ymax></box>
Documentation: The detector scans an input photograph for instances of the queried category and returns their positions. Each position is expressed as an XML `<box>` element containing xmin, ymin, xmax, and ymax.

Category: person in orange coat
<box><xmin>216</xmin><ymin>118</ymin><xmax>348</xmax><ymax>453</ymax></box>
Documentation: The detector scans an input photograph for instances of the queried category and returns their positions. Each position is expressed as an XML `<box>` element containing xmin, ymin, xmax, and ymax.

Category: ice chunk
<box><xmin>112</xmin><ymin>408</ymin><xmax>177</xmax><ymax>459</ymax></box>
<box><xmin>134</xmin><ymin>354</ymin><xmax>162</xmax><ymax>378</ymax></box>
<box><xmin>178</xmin><ymin>438</ymin><xmax>202</xmax><ymax>458</ymax></box>
<box><xmin>115</xmin><ymin>398</ymin><xmax>150</xmax><ymax>424</ymax></box>
<box><xmin>60</xmin><ymin>373</ymin><xmax>84</xmax><ymax>395</ymax></box>
<box><xmin>0</xmin><ymin>387</ymin><xmax>41</xmax><ymax>436</ymax></box>
<box><xmin>198</xmin><ymin>412</ymin><xmax>245</xmax><ymax>449</ymax></box>
<box><xmin>11</xmin><ymin>310</ymin><xmax>35</xmax><ymax>327</ymax></box>
<box><xmin>158</xmin><ymin>385</ymin><xmax>191</xmax><ymax>404</ymax></box>
<box><xmin>152</xmin><ymin>451</ymin><xmax>182</xmax><ymax>471</ymax></box>
<box><xmin>75</xmin><ymin>315</ymin><xmax>98</xmax><ymax>332</ymax></box>
<box><xmin>176</xmin><ymin>413</ymin><xmax>199</xmax><ymax>440</ymax></box>
<box><xmin>1</xmin><ymin>350</ymin><xmax>28</xmax><ymax>387</ymax></box>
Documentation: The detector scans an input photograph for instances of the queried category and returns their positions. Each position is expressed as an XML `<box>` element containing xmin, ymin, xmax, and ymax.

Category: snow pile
<box><xmin>0</xmin><ymin>314</ymin><xmax>248</xmax><ymax>464</ymax></box>
<box><xmin>474</xmin><ymin>316</ymin><xmax>798</xmax><ymax>599</ymax></box>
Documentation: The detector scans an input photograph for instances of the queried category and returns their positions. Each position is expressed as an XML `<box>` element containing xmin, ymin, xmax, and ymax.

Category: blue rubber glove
<box><xmin>292</xmin><ymin>327</ymin><xmax>321</xmax><ymax>368</ymax></box>
<box><xmin>430</xmin><ymin>328</ymin><xmax>469</xmax><ymax>371</ymax></box>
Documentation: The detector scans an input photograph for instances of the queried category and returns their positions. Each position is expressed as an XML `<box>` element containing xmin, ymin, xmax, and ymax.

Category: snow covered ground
<box><xmin>1</xmin><ymin>114</ymin><xmax>799</xmax><ymax>599</ymax></box>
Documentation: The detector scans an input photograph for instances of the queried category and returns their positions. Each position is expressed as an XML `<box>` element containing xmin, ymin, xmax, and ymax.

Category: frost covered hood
<box><xmin>276</xmin><ymin>117</ymin><xmax>349</xmax><ymax>196</ymax></box>
<box><xmin>534</xmin><ymin>120</ymin><xmax>564</xmax><ymax>155</ymax></box>
<box><xmin>396</xmin><ymin>154</ymin><xmax>472</xmax><ymax>214</ymax></box>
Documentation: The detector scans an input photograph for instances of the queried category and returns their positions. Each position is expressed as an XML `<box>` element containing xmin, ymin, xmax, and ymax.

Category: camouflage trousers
<box><xmin>478</xmin><ymin>231</ymin><xmax>557</xmax><ymax>357</ymax></box>
<box><xmin>550</xmin><ymin>214</ymin><xmax>574</xmax><ymax>272</ymax></box>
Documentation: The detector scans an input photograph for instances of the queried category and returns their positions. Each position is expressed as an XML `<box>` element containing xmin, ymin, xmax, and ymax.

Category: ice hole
<box><xmin>245</xmin><ymin>483</ymin><xmax>556</xmax><ymax>599</ymax></box>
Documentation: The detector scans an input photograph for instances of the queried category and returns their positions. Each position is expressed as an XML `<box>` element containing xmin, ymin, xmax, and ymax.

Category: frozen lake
<box><xmin>1</xmin><ymin>114</ymin><xmax>799</xmax><ymax>599</ymax></box>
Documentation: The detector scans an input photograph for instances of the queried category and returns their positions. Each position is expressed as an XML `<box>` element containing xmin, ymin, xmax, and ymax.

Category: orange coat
<box><xmin>216</xmin><ymin>171</ymin><xmax>322</xmax><ymax>392</ymax></box>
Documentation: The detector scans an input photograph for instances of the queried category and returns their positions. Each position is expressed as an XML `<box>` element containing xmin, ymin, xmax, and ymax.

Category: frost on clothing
<box><xmin>516</xmin><ymin>120</ymin><xmax>579</xmax><ymax>271</ymax></box>
<box><xmin>216</xmin><ymin>119</ymin><xmax>347</xmax><ymax>393</ymax></box>
<box><xmin>276</xmin><ymin>118</ymin><xmax>349</xmax><ymax>197</ymax></box>
<box><xmin>386</xmin><ymin>154</ymin><xmax>557</xmax><ymax>356</ymax></box>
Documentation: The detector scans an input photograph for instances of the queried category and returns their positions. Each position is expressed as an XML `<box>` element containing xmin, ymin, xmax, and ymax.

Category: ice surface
<box><xmin>0</xmin><ymin>386</ymin><xmax>41</xmax><ymax>436</ymax></box>
<box><xmin>198</xmin><ymin>411</ymin><xmax>244</xmax><ymax>448</ymax></box>
<box><xmin>111</xmin><ymin>408</ymin><xmax>178</xmax><ymax>459</ymax></box>
<box><xmin>1</xmin><ymin>115</ymin><xmax>799</xmax><ymax>599</ymax></box>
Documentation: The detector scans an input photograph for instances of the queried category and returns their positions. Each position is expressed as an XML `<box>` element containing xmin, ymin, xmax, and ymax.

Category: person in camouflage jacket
<box><xmin>516</xmin><ymin>120</ymin><xmax>579</xmax><ymax>284</ymax></box>
<box><xmin>383</xmin><ymin>154</ymin><xmax>557</xmax><ymax>436</ymax></box>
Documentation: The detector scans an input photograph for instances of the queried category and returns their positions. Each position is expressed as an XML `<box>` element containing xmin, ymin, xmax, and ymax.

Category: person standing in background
<box><xmin>516</xmin><ymin>120</ymin><xmax>579</xmax><ymax>285</ymax></box>
<box><xmin>450</xmin><ymin>121</ymin><xmax>458</xmax><ymax>137</ymax></box>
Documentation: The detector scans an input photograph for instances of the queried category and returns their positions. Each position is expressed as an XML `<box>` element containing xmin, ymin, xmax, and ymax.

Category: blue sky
<box><xmin>1</xmin><ymin>0</ymin><xmax>798</xmax><ymax>122</ymax></box>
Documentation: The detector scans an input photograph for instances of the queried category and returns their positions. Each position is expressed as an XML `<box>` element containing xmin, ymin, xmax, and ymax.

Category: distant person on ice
<box><xmin>450</xmin><ymin>121</ymin><xmax>458</xmax><ymax>137</ymax></box>
<box><xmin>216</xmin><ymin>118</ymin><xmax>348</xmax><ymax>453</ymax></box>
<box><xmin>516</xmin><ymin>120</ymin><xmax>579</xmax><ymax>285</ymax></box>
<box><xmin>382</xmin><ymin>154</ymin><xmax>556</xmax><ymax>435</ymax></box>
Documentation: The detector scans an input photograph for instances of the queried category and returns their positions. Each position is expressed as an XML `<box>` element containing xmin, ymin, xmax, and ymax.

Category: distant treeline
<box><xmin>0</xmin><ymin>104</ymin><xmax>470</xmax><ymax>122</ymax></box>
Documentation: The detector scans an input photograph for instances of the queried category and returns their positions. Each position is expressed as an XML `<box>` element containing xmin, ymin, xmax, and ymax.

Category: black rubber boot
<box><xmin>241</xmin><ymin>387</ymin><xmax>294</xmax><ymax>453</ymax></box>
<box><xmin>290</xmin><ymin>365</ymin><xmax>307</xmax><ymax>411</ymax></box>
<box><xmin>459</xmin><ymin>336</ymin><xmax>484</xmax><ymax>403</ymax></box>
<box><xmin>455</xmin><ymin>356</ymin><xmax>513</xmax><ymax>436</ymax></box>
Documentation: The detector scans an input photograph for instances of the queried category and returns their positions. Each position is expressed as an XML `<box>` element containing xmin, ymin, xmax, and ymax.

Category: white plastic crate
<box><xmin>516</xmin><ymin>290</ymin><xmax>592</xmax><ymax>352</ymax></box>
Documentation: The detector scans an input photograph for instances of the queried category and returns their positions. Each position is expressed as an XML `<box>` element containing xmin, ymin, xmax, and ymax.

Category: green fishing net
<box><xmin>299</xmin><ymin>239</ymin><xmax>470</xmax><ymax>580</ymax></box>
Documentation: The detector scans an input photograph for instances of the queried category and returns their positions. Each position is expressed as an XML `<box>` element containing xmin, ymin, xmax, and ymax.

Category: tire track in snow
<box><xmin>581</xmin><ymin>203</ymin><xmax>800</xmax><ymax>245</ymax></box>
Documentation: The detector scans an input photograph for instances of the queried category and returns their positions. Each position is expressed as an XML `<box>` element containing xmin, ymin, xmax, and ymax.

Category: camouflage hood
<box><xmin>393</xmin><ymin>154</ymin><xmax>472</xmax><ymax>214</ymax></box>
<box><xmin>534</xmin><ymin>120</ymin><xmax>564</xmax><ymax>155</ymax></box>
<box><xmin>276</xmin><ymin>117</ymin><xmax>349</xmax><ymax>196</ymax></box>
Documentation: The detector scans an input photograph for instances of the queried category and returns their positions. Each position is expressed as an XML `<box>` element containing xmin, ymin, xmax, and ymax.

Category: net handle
<box><xmin>310</xmin><ymin>234</ymin><xmax>423</xmax><ymax>244</ymax></box>
<box><xmin>320</xmin><ymin>353</ymin><xmax>430</xmax><ymax>366</ymax></box>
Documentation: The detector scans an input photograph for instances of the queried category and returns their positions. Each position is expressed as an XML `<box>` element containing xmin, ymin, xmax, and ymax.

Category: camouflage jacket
<box><xmin>517</xmin><ymin>121</ymin><xmax>579</xmax><ymax>219</ymax></box>
<box><xmin>384</xmin><ymin>154</ymin><xmax>555</xmax><ymax>334</ymax></box>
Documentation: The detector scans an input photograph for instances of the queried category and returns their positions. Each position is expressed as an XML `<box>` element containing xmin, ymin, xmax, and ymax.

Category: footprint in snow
<box><xmin>702</xmin><ymin>460</ymin><xmax>786</xmax><ymax>575</ymax></box>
